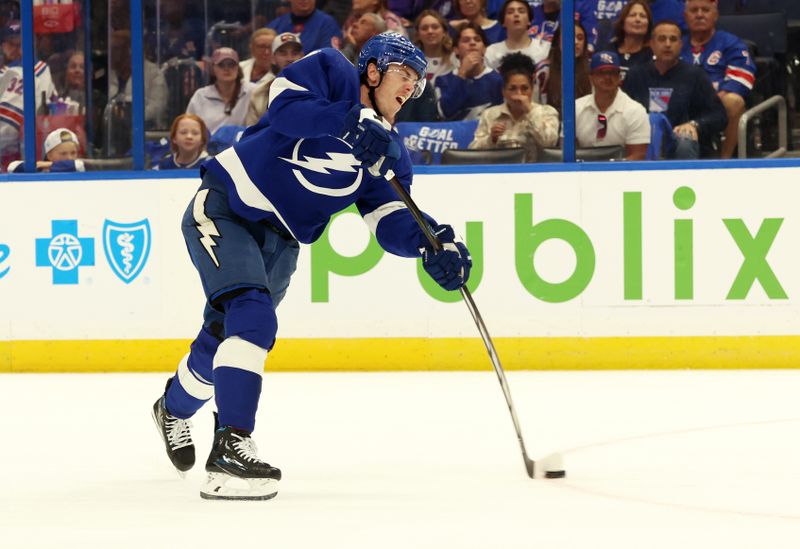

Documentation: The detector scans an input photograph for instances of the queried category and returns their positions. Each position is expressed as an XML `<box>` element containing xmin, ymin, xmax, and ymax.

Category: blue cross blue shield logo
<box><xmin>103</xmin><ymin>219</ymin><xmax>151</xmax><ymax>284</ymax></box>
<box><xmin>36</xmin><ymin>220</ymin><xmax>95</xmax><ymax>285</ymax></box>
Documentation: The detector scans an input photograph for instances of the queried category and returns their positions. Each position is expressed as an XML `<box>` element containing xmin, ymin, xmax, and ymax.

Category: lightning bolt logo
<box><xmin>192</xmin><ymin>189</ymin><xmax>221</xmax><ymax>268</ymax></box>
<box><xmin>279</xmin><ymin>151</ymin><xmax>361</xmax><ymax>174</ymax></box>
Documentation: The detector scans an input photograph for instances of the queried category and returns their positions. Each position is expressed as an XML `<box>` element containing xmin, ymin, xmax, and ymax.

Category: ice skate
<box><xmin>200</xmin><ymin>414</ymin><xmax>281</xmax><ymax>501</ymax></box>
<box><xmin>151</xmin><ymin>379</ymin><xmax>195</xmax><ymax>477</ymax></box>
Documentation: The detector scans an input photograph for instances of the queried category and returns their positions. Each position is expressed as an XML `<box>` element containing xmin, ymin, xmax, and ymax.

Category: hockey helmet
<box><xmin>357</xmin><ymin>32</ymin><xmax>427</xmax><ymax>99</ymax></box>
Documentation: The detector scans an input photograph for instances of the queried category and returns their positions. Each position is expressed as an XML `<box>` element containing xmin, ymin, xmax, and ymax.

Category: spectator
<box><xmin>267</xmin><ymin>0</ymin><xmax>343</xmax><ymax>53</ymax></box>
<box><xmin>485</xmin><ymin>0</ymin><xmax>550</xmax><ymax>70</ymax></box>
<box><xmin>386</xmin><ymin>0</ymin><xmax>425</xmax><ymax>22</ymax></box>
<box><xmin>146</xmin><ymin>0</ymin><xmax>204</xmax><ymax>63</ymax></box>
<box><xmin>342</xmin><ymin>13</ymin><xmax>387</xmax><ymax>64</ymax></box>
<box><xmin>575</xmin><ymin>51</ymin><xmax>650</xmax><ymax>160</ymax></box>
<box><xmin>155</xmin><ymin>114</ymin><xmax>210</xmax><ymax>170</ymax></box>
<box><xmin>241</xmin><ymin>28</ymin><xmax>278</xmax><ymax>86</ymax></box>
<box><xmin>681</xmin><ymin>0</ymin><xmax>755</xmax><ymax>159</ymax></box>
<box><xmin>245</xmin><ymin>33</ymin><xmax>304</xmax><ymax>126</ymax></box>
<box><xmin>469</xmin><ymin>52</ymin><xmax>559</xmax><ymax>161</ymax></box>
<box><xmin>435</xmin><ymin>22</ymin><xmax>503</xmax><ymax>120</ymax></box>
<box><xmin>343</xmin><ymin>0</ymin><xmax>408</xmax><ymax>40</ymax></box>
<box><xmin>413</xmin><ymin>10</ymin><xmax>455</xmax><ymax>83</ymax></box>
<box><xmin>609</xmin><ymin>0</ymin><xmax>653</xmax><ymax>80</ymax></box>
<box><xmin>529</xmin><ymin>0</ymin><xmax>598</xmax><ymax>52</ymax></box>
<box><xmin>590</xmin><ymin>0</ymin><xmax>686</xmax><ymax>49</ymax></box>
<box><xmin>8</xmin><ymin>128</ymin><xmax>85</xmax><ymax>173</ymax></box>
<box><xmin>0</xmin><ymin>20</ymin><xmax>57</xmax><ymax>167</ymax></box>
<box><xmin>187</xmin><ymin>47</ymin><xmax>255</xmax><ymax>134</ymax></box>
<box><xmin>535</xmin><ymin>21</ymin><xmax>591</xmax><ymax>115</ymax></box>
<box><xmin>624</xmin><ymin>20</ymin><xmax>727</xmax><ymax>159</ymax></box>
<box><xmin>108</xmin><ymin>29</ymin><xmax>168</xmax><ymax>129</ymax></box>
<box><xmin>449</xmin><ymin>0</ymin><xmax>506</xmax><ymax>45</ymax></box>
<box><xmin>59</xmin><ymin>51</ymin><xmax>85</xmax><ymax>105</ymax></box>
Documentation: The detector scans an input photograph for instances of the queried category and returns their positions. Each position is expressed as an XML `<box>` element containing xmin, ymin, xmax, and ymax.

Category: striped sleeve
<box><xmin>720</xmin><ymin>42</ymin><xmax>756</xmax><ymax>97</ymax></box>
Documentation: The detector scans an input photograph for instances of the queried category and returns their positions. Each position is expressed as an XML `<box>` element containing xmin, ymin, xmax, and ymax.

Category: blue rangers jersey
<box><xmin>201</xmin><ymin>48</ymin><xmax>430</xmax><ymax>258</ymax></box>
<box><xmin>681</xmin><ymin>30</ymin><xmax>756</xmax><ymax>98</ymax></box>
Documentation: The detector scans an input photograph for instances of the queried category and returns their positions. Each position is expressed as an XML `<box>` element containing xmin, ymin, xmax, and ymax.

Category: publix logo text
<box><xmin>310</xmin><ymin>187</ymin><xmax>787</xmax><ymax>304</ymax></box>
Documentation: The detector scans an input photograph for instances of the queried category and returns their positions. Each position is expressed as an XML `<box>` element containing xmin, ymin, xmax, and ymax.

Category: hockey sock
<box><xmin>165</xmin><ymin>327</ymin><xmax>219</xmax><ymax>418</ymax></box>
<box><xmin>213</xmin><ymin>337</ymin><xmax>265</xmax><ymax>432</ymax></box>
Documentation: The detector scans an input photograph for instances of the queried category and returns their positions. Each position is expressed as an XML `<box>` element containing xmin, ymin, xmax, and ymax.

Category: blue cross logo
<box><xmin>36</xmin><ymin>220</ymin><xmax>95</xmax><ymax>285</ymax></box>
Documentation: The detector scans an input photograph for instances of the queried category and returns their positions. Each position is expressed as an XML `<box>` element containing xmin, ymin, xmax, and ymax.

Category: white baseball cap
<box><xmin>272</xmin><ymin>32</ymin><xmax>302</xmax><ymax>54</ymax></box>
<box><xmin>43</xmin><ymin>128</ymin><xmax>80</xmax><ymax>157</ymax></box>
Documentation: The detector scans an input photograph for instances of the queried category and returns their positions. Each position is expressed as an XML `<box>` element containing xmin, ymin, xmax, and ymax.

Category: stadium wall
<box><xmin>1</xmin><ymin>164</ymin><xmax>798</xmax><ymax>372</ymax></box>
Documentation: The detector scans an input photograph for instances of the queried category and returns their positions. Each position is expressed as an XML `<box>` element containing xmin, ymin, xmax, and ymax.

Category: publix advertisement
<box><xmin>0</xmin><ymin>167</ymin><xmax>798</xmax><ymax>370</ymax></box>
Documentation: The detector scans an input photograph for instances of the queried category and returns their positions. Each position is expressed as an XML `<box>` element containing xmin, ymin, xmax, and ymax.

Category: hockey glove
<box><xmin>341</xmin><ymin>104</ymin><xmax>401</xmax><ymax>179</ymax></box>
<box><xmin>421</xmin><ymin>225</ymin><xmax>472</xmax><ymax>291</ymax></box>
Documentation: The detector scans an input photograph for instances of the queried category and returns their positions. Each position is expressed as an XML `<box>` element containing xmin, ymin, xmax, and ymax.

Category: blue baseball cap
<box><xmin>2</xmin><ymin>20</ymin><xmax>20</xmax><ymax>42</ymax></box>
<box><xmin>590</xmin><ymin>51</ymin><xmax>621</xmax><ymax>73</ymax></box>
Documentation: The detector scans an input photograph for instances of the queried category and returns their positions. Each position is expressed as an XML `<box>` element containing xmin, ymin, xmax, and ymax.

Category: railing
<box><xmin>738</xmin><ymin>95</ymin><xmax>788</xmax><ymax>159</ymax></box>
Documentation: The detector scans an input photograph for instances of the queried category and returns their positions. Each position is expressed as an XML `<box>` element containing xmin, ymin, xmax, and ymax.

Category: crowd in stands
<box><xmin>0</xmin><ymin>0</ymin><xmax>770</xmax><ymax>171</ymax></box>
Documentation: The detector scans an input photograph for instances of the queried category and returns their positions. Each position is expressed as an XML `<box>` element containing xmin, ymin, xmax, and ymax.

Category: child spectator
<box><xmin>485</xmin><ymin>0</ymin><xmax>550</xmax><ymax>70</ymax></box>
<box><xmin>240</xmin><ymin>28</ymin><xmax>277</xmax><ymax>86</ymax></box>
<box><xmin>154</xmin><ymin>114</ymin><xmax>209</xmax><ymax>170</ymax></box>
<box><xmin>413</xmin><ymin>10</ymin><xmax>455</xmax><ymax>83</ymax></box>
<box><xmin>449</xmin><ymin>0</ymin><xmax>506</xmax><ymax>45</ymax></box>
<box><xmin>187</xmin><ymin>47</ymin><xmax>255</xmax><ymax>134</ymax></box>
<box><xmin>7</xmin><ymin>128</ymin><xmax>85</xmax><ymax>173</ymax></box>
<box><xmin>535</xmin><ymin>21</ymin><xmax>592</xmax><ymax>115</ymax></box>
<box><xmin>469</xmin><ymin>52</ymin><xmax>559</xmax><ymax>161</ymax></box>
<box><xmin>435</xmin><ymin>22</ymin><xmax>503</xmax><ymax>120</ymax></box>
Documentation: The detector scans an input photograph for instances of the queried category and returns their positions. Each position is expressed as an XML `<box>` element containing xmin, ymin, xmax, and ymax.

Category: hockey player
<box><xmin>680</xmin><ymin>0</ymin><xmax>755</xmax><ymax>158</ymax></box>
<box><xmin>152</xmin><ymin>32</ymin><xmax>472</xmax><ymax>501</ymax></box>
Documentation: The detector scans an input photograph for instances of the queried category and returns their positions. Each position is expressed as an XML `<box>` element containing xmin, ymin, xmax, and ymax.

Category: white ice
<box><xmin>2</xmin><ymin>370</ymin><xmax>800</xmax><ymax>548</ymax></box>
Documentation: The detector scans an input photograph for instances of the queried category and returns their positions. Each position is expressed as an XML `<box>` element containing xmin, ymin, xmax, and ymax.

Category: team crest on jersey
<box><xmin>707</xmin><ymin>51</ymin><xmax>722</xmax><ymax>66</ymax></box>
<box><xmin>103</xmin><ymin>219</ymin><xmax>151</xmax><ymax>284</ymax></box>
<box><xmin>279</xmin><ymin>137</ymin><xmax>365</xmax><ymax>197</ymax></box>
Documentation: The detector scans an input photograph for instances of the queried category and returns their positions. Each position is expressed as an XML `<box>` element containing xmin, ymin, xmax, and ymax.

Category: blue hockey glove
<box><xmin>341</xmin><ymin>104</ymin><xmax>401</xmax><ymax>179</ymax></box>
<box><xmin>420</xmin><ymin>225</ymin><xmax>472</xmax><ymax>291</ymax></box>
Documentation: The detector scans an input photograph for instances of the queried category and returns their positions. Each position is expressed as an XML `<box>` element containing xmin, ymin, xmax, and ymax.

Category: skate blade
<box><xmin>200</xmin><ymin>472</ymin><xmax>279</xmax><ymax>501</ymax></box>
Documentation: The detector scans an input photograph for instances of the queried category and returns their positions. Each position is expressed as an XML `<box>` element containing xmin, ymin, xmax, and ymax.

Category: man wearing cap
<box><xmin>266</xmin><ymin>0</ymin><xmax>343</xmax><ymax>54</ymax></box>
<box><xmin>0</xmin><ymin>20</ymin><xmax>57</xmax><ymax>168</ymax></box>
<box><xmin>623</xmin><ymin>20</ymin><xmax>727</xmax><ymax>159</ymax></box>
<box><xmin>681</xmin><ymin>0</ymin><xmax>755</xmax><ymax>158</ymax></box>
<box><xmin>7</xmin><ymin>128</ymin><xmax>84</xmax><ymax>173</ymax></box>
<box><xmin>245</xmin><ymin>33</ymin><xmax>304</xmax><ymax>126</ymax></box>
<box><xmin>575</xmin><ymin>51</ymin><xmax>649</xmax><ymax>160</ymax></box>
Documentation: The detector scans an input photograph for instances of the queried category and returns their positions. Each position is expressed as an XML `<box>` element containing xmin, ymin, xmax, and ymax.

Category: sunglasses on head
<box><xmin>217</xmin><ymin>59</ymin><xmax>237</xmax><ymax>69</ymax></box>
<box><xmin>596</xmin><ymin>114</ymin><xmax>607</xmax><ymax>140</ymax></box>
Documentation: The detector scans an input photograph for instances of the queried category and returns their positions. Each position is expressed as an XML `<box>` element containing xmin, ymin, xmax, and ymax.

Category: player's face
<box><xmin>274</xmin><ymin>44</ymin><xmax>303</xmax><ymax>71</ymax></box>
<box><xmin>46</xmin><ymin>142</ymin><xmax>79</xmax><ymax>161</ymax></box>
<box><xmin>685</xmin><ymin>0</ymin><xmax>717</xmax><ymax>33</ymax></box>
<box><xmin>251</xmin><ymin>35</ymin><xmax>274</xmax><ymax>68</ymax></box>
<box><xmin>503</xmin><ymin>1</ymin><xmax>530</xmax><ymax>30</ymax></box>
<box><xmin>173</xmin><ymin>118</ymin><xmax>203</xmax><ymax>156</ymax></box>
<box><xmin>416</xmin><ymin>15</ymin><xmax>445</xmax><ymax>52</ymax></box>
<box><xmin>502</xmin><ymin>73</ymin><xmax>532</xmax><ymax>104</ymax></box>
<box><xmin>590</xmin><ymin>68</ymin><xmax>621</xmax><ymax>94</ymax></box>
<box><xmin>458</xmin><ymin>0</ymin><xmax>482</xmax><ymax>19</ymax></box>
<box><xmin>623</xmin><ymin>3</ymin><xmax>649</xmax><ymax>38</ymax></box>
<box><xmin>652</xmin><ymin>24</ymin><xmax>682</xmax><ymax>63</ymax></box>
<box><xmin>456</xmin><ymin>29</ymin><xmax>486</xmax><ymax>59</ymax></box>
<box><xmin>373</xmin><ymin>63</ymin><xmax>418</xmax><ymax>122</ymax></box>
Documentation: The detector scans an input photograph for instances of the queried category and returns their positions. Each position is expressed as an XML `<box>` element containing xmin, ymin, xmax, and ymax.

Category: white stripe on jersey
<box><xmin>215</xmin><ymin>147</ymin><xmax>298</xmax><ymax>240</ymax></box>
<box><xmin>268</xmin><ymin>76</ymin><xmax>310</xmax><ymax>107</ymax></box>
<box><xmin>213</xmin><ymin>336</ymin><xmax>267</xmax><ymax>377</ymax></box>
<box><xmin>176</xmin><ymin>352</ymin><xmax>214</xmax><ymax>400</ymax></box>
<box><xmin>362</xmin><ymin>201</ymin><xmax>408</xmax><ymax>235</ymax></box>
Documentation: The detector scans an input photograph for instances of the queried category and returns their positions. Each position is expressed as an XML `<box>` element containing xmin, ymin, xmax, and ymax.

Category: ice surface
<box><xmin>1</xmin><ymin>370</ymin><xmax>799</xmax><ymax>548</ymax></box>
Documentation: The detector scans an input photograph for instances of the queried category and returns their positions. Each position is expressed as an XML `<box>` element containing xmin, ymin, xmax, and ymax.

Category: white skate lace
<box><xmin>231</xmin><ymin>433</ymin><xmax>261</xmax><ymax>463</ymax></box>
<box><xmin>165</xmin><ymin>416</ymin><xmax>193</xmax><ymax>450</ymax></box>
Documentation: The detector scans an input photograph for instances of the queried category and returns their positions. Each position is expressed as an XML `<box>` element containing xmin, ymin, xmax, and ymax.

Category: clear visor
<box><xmin>386</xmin><ymin>62</ymin><xmax>426</xmax><ymax>99</ymax></box>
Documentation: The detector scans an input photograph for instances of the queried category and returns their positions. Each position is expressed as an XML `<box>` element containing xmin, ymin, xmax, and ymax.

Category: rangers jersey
<box><xmin>681</xmin><ymin>29</ymin><xmax>756</xmax><ymax>98</ymax></box>
<box><xmin>201</xmin><ymin>48</ymin><xmax>430</xmax><ymax>258</ymax></box>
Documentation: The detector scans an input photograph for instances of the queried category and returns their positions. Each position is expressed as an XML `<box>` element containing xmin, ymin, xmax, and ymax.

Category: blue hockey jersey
<box><xmin>201</xmin><ymin>48</ymin><xmax>430</xmax><ymax>258</ymax></box>
<box><xmin>681</xmin><ymin>29</ymin><xmax>756</xmax><ymax>98</ymax></box>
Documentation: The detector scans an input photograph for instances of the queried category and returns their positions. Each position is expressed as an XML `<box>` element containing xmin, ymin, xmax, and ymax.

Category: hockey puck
<box><xmin>544</xmin><ymin>470</ymin><xmax>566</xmax><ymax>479</ymax></box>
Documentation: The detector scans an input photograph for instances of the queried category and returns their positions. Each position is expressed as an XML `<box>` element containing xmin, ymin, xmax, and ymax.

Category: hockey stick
<box><xmin>387</xmin><ymin>177</ymin><xmax>564</xmax><ymax>479</ymax></box>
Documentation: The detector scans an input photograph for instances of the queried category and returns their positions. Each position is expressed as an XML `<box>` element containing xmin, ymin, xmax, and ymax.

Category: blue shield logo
<box><xmin>103</xmin><ymin>219</ymin><xmax>151</xmax><ymax>284</ymax></box>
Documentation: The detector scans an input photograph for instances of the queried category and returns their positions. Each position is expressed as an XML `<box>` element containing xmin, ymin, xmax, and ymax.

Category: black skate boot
<box><xmin>151</xmin><ymin>378</ymin><xmax>195</xmax><ymax>476</ymax></box>
<box><xmin>200</xmin><ymin>413</ymin><xmax>281</xmax><ymax>501</ymax></box>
